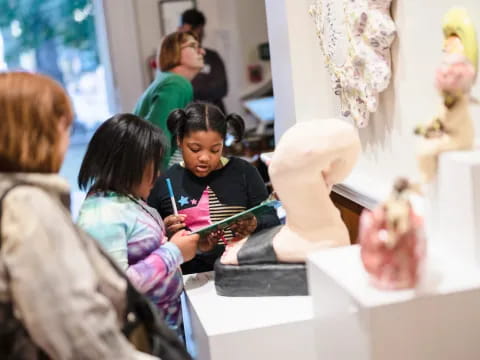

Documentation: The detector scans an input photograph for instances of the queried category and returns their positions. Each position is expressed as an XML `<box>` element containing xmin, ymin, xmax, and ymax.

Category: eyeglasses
<box><xmin>181</xmin><ymin>42</ymin><xmax>202</xmax><ymax>51</ymax></box>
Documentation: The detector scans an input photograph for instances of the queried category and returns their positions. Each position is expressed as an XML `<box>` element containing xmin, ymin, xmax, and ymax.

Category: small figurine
<box><xmin>414</xmin><ymin>7</ymin><xmax>478</xmax><ymax>183</ymax></box>
<box><xmin>359</xmin><ymin>178</ymin><xmax>425</xmax><ymax>290</ymax></box>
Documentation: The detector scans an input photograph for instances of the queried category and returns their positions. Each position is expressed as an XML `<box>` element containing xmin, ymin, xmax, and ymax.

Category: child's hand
<box><xmin>170</xmin><ymin>230</ymin><xmax>199</xmax><ymax>262</ymax></box>
<box><xmin>164</xmin><ymin>214</ymin><xmax>187</xmax><ymax>236</ymax></box>
<box><xmin>198</xmin><ymin>229</ymin><xmax>223</xmax><ymax>252</ymax></box>
<box><xmin>229</xmin><ymin>215</ymin><xmax>257</xmax><ymax>241</ymax></box>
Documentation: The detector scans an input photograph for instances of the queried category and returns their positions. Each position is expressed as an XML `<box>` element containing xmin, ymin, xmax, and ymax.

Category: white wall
<box><xmin>197</xmin><ymin>0</ymin><xmax>271</xmax><ymax>124</ymax></box>
<box><xmin>266</xmin><ymin>0</ymin><xmax>337</xmax><ymax>142</ymax></box>
<box><xmin>266</xmin><ymin>0</ymin><xmax>480</xmax><ymax>200</ymax></box>
<box><xmin>101</xmin><ymin>0</ymin><xmax>146</xmax><ymax>112</ymax></box>
<box><xmin>264</xmin><ymin>0</ymin><xmax>295</xmax><ymax>140</ymax></box>
<box><xmin>133</xmin><ymin>0</ymin><xmax>162</xmax><ymax>86</ymax></box>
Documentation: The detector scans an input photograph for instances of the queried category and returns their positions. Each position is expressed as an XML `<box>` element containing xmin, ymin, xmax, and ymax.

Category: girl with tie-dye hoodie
<box><xmin>77</xmin><ymin>114</ymin><xmax>199</xmax><ymax>336</ymax></box>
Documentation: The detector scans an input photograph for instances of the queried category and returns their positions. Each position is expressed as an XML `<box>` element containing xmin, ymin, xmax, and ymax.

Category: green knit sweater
<box><xmin>133</xmin><ymin>71</ymin><xmax>193</xmax><ymax>168</ymax></box>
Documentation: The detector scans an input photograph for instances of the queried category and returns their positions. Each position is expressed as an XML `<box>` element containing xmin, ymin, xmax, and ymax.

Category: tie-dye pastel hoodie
<box><xmin>77</xmin><ymin>191</ymin><xmax>184</xmax><ymax>333</ymax></box>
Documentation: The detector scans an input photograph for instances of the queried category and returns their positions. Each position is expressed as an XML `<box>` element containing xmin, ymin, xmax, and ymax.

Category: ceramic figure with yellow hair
<box><xmin>415</xmin><ymin>7</ymin><xmax>478</xmax><ymax>183</ymax></box>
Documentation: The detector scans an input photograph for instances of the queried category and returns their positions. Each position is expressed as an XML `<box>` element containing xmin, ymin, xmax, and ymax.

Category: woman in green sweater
<box><xmin>134</xmin><ymin>31</ymin><xmax>205</xmax><ymax>168</ymax></box>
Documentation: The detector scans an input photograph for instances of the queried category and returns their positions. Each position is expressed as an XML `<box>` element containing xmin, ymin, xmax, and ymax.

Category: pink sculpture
<box><xmin>435</xmin><ymin>53</ymin><xmax>475</xmax><ymax>97</ymax></box>
<box><xmin>358</xmin><ymin>178</ymin><xmax>426</xmax><ymax>290</ymax></box>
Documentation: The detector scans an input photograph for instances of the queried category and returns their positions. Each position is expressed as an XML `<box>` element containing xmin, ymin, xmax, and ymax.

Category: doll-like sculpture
<box><xmin>414</xmin><ymin>7</ymin><xmax>478</xmax><ymax>183</ymax></box>
<box><xmin>358</xmin><ymin>178</ymin><xmax>425</xmax><ymax>290</ymax></box>
<box><xmin>215</xmin><ymin>118</ymin><xmax>361</xmax><ymax>296</ymax></box>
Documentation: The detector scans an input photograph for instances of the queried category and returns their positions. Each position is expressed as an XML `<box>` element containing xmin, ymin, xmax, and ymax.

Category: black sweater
<box><xmin>148</xmin><ymin>157</ymin><xmax>280</xmax><ymax>273</ymax></box>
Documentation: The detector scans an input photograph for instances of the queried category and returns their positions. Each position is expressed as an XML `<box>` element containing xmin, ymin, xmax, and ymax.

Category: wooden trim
<box><xmin>330</xmin><ymin>191</ymin><xmax>364</xmax><ymax>244</ymax></box>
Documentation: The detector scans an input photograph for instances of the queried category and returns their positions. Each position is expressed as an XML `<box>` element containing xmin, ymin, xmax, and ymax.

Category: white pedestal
<box><xmin>182</xmin><ymin>272</ymin><xmax>315</xmax><ymax>360</ymax></box>
<box><xmin>425</xmin><ymin>150</ymin><xmax>480</xmax><ymax>268</ymax></box>
<box><xmin>307</xmin><ymin>245</ymin><xmax>480</xmax><ymax>360</ymax></box>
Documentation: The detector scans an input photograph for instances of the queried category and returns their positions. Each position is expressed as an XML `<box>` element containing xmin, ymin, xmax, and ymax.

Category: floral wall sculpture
<box><xmin>309</xmin><ymin>0</ymin><xmax>396</xmax><ymax>127</ymax></box>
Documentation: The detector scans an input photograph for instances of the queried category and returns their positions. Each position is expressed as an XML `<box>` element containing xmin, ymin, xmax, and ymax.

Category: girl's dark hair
<box><xmin>167</xmin><ymin>102</ymin><xmax>245</xmax><ymax>142</ymax></box>
<box><xmin>78</xmin><ymin>113</ymin><xmax>167</xmax><ymax>194</ymax></box>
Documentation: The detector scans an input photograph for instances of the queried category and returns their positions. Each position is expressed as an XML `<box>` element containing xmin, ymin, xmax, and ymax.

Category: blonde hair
<box><xmin>443</xmin><ymin>7</ymin><xmax>478</xmax><ymax>73</ymax></box>
<box><xmin>0</xmin><ymin>72</ymin><xmax>73</xmax><ymax>173</ymax></box>
<box><xmin>158</xmin><ymin>31</ymin><xmax>198</xmax><ymax>72</ymax></box>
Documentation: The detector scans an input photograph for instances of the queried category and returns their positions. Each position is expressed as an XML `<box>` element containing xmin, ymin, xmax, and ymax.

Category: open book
<box><xmin>192</xmin><ymin>200</ymin><xmax>280</xmax><ymax>238</ymax></box>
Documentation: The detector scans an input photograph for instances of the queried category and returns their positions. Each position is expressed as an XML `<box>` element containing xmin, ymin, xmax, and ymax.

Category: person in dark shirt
<box><xmin>148</xmin><ymin>103</ymin><xmax>280</xmax><ymax>274</ymax></box>
<box><xmin>179</xmin><ymin>9</ymin><xmax>228</xmax><ymax>113</ymax></box>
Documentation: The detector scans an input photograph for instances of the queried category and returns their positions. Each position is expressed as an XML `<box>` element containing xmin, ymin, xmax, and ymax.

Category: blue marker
<box><xmin>165</xmin><ymin>178</ymin><xmax>178</xmax><ymax>215</ymax></box>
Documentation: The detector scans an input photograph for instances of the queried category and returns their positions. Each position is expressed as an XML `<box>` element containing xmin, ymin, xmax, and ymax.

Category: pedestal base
<box><xmin>426</xmin><ymin>150</ymin><xmax>480</xmax><ymax>268</ymax></box>
<box><xmin>308</xmin><ymin>245</ymin><xmax>480</xmax><ymax>360</ymax></box>
<box><xmin>214</xmin><ymin>261</ymin><xmax>308</xmax><ymax>296</ymax></box>
<box><xmin>183</xmin><ymin>272</ymin><xmax>315</xmax><ymax>360</ymax></box>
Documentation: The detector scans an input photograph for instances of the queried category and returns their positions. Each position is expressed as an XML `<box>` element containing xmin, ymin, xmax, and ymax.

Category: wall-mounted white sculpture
<box><xmin>309</xmin><ymin>0</ymin><xmax>396</xmax><ymax>127</ymax></box>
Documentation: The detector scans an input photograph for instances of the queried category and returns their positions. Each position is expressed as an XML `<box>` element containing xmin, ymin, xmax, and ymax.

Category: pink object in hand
<box><xmin>358</xmin><ymin>205</ymin><xmax>425</xmax><ymax>290</ymax></box>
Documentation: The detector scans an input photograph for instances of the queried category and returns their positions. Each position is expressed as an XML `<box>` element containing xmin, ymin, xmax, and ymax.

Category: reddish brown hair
<box><xmin>0</xmin><ymin>72</ymin><xmax>73</xmax><ymax>173</ymax></box>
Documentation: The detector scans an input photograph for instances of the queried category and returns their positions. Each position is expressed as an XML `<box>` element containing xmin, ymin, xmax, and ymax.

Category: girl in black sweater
<box><xmin>148</xmin><ymin>103</ymin><xmax>280</xmax><ymax>274</ymax></box>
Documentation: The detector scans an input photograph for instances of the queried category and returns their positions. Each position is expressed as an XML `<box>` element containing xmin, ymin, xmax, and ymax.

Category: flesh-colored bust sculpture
<box><xmin>221</xmin><ymin>118</ymin><xmax>361</xmax><ymax>265</ymax></box>
<box><xmin>414</xmin><ymin>7</ymin><xmax>478</xmax><ymax>183</ymax></box>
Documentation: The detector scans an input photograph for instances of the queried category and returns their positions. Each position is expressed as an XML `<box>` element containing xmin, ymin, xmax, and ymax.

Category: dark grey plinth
<box><xmin>213</xmin><ymin>225</ymin><xmax>308</xmax><ymax>296</ymax></box>
<box><xmin>214</xmin><ymin>261</ymin><xmax>308</xmax><ymax>296</ymax></box>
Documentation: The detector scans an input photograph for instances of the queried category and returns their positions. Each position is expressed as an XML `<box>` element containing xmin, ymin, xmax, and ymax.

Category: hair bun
<box><xmin>225</xmin><ymin>112</ymin><xmax>246</xmax><ymax>141</ymax></box>
<box><xmin>167</xmin><ymin>108</ymin><xmax>188</xmax><ymax>134</ymax></box>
